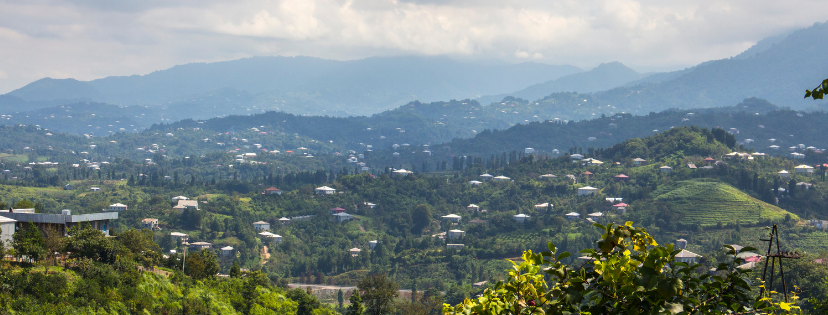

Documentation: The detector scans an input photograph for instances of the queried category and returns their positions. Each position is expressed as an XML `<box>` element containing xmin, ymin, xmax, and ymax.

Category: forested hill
<box><xmin>431</xmin><ymin>98</ymin><xmax>827</xmax><ymax>160</ymax></box>
<box><xmin>2</xmin><ymin>56</ymin><xmax>581</xmax><ymax>115</ymax></box>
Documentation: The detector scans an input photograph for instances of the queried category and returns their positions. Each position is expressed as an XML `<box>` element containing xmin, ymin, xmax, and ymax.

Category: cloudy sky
<box><xmin>0</xmin><ymin>0</ymin><xmax>824</xmax><ymax>93</ymax></box>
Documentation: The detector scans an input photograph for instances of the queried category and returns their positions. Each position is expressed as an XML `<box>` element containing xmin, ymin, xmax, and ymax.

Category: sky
<box><xmin>0</xmin><ymin>0</ymin><xmax>825</xmax><ymax>94</ymax></box>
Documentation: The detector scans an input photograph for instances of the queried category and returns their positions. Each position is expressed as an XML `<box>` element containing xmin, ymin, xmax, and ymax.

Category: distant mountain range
<box><xmin>2</xmin><ymin>56</ymin><xmax>581</xmax><ymax>116</ymax></box>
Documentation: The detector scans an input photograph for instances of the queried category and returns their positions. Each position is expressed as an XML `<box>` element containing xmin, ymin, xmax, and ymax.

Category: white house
<box><xmin>349</xmin><ymin>248</ymin><xmax>361</xmax><ymax>257</ymax></box>
<box><xmin>441</xmin><ymin>214</ymin><xmax>462</xmax><ymax>223</ymax></box>
<box><xmin>279</xmin><ymin>217</ymin><xmax>291</xmax><ymax>225</ymax></box>
<box><xmin>778</xmin><ymin>170</ymin><xmax>790</xmax><ymax>179</ymax></box>
<box><xmin>535</xmin><ymin>203</ymin><xmax>552</xmax><ymax>211</ymax></box>
<box><xmin>795</xmin><ymin>165</ymin><xmax>815</xmax><ymax>174</ymax></box>
<box><xmin>106</xmin><ymin>203</ymin><xmax>128</xmax><ymax>211</ymax></box>
<box><xmin>170</xmin><ymin>232</ymin><xmax>189</xmax><ymax>242</ymax></box>
<box><xmin>177</xmin><ymin>200</ymin><xmax>199</xmax><ymax>211</ymax></box>
<box><xmin>675</xmin><ymin>249</ymin><xmax>702</xmax><ymax>264</ymax></box>
<box><xmin>570</xmin><ymin>154</ymin><xmax>584</xmax><ymax>159</ymax></box>
<box><xmin>479</xmin><ymin>174</ymin><xmax>493</xmax><ymax>181</ymax></box>
<box><xmin>447</xmin><ymin>229</ymin><xmax>466</xmax><ymax>239</ymax></box>
<box><xmin>577</xmin><ymin>186</ymin><xmax>598</xmax><ymax>196</ymax></box>
<box><xmin>259</xmin><ymin>231</ymin><xmax>282</xmax><ymax>243</ymax></box>
<box><xmin>468</xmin><ymin>180</ymin><xmax>483</xmax><ymax>186</ymax></box>
<box><xmin>0</xmin><ymin>216</ymin><xmax>16</xmax><ymax>244</ymax></box>
<box><xmin>493</xmin><ymin>175</ymin><xmax>511</xmax><ymax>182</ymax></box>
<box><xmin>189</xmin><ymin>242</ymin><xmax>212</xmax><ymax>250</ymax></box>
<box><xmin>565</xmin><ymin>212</ymin><xmax>581</xmax><ymax>221</ymax></box>
<box><xmin>253</xmin><ymin>221</ymin><xmax>270</xmax><ymax>231</ymax></box>
<box><xmin>220</xmin><ymin>246</ymin><xmax>235</xmax><ymax>257</ymax></box>
<box><xmin>539</xmin><ymin>174</ymin><xmax>557</xmax><ymax>180</ymax></box>
<box><xmin>513</xmin><ymin>214</ymin><xmax>530</xmax><ymax>223</ymax></box>
<box><xmin>90</xmin><ymin>187</ymin><xmax>102</xmax><ymax>192</ymax></box>
<box><xmin>315</xmin><ymin>186</ymin><xmax>336</xmax><ymax>195</ymax></box>
<box><xmin>171</xmin><ymin>196</ymin><xmax>189</xmax><ymax>201</ymax></box>
<box><xmin>392</xmin><ymin>169</ymin><xmax>412</xmax><ymax>177</ymax></box>
<box><xmin>332</xmin><ymin>212</ymin><xmax>354</xmax><ymax>222</ymax></box>
<box><xmin>466</xmin><ymin>204</ymin><xmax>480</xmax><ymax>211</ymax></box>
<box><xmin>369</xmin><ymin>240</ymin><xmax>378</xmax><ymax>249</ymax></box>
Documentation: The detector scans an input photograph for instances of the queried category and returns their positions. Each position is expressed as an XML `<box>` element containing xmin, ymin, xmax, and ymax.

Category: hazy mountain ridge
<box><xmin>3</xmin><ymin>56</ymin><xmax>581</xmax><ymax>116</ymax></box>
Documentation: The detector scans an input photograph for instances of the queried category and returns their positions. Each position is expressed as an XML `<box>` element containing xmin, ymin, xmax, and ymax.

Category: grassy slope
<box><xmin>651</xmin><ymin>178</ymin><xmax>797</xmax><ymax>227</ymax></box>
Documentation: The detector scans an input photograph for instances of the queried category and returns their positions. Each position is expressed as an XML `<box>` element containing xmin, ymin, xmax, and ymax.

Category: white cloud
<box><xmin>0</xmin><ymin>0</ymin><xmax>825</xmax><ymax>93</ymax></box>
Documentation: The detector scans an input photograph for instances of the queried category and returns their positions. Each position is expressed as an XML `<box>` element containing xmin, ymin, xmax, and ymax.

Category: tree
<box><xmin>337</xmin><ymin>289</ymin><xmax>345</xmax><ymax>313</ymax></box>
<box><xmin>411</xmin><ymin>204</ymin><xmax>431</xmax><ymax>234</ymax></box>
<box><xmin>12</xmin><ymin>222</ymin><xmax>46</xmax><ymax>263</ymax></box>
<box><xmin>805</xmin><ymin>78</ymin><xmax>828</xmax><ymax>99</ymax></box>
<box><xmin>444</xmin><ymin>222</ymin><xmax>790</xmax><ymax>315</ymax></box>
<box><xmin>65</xmin><ymin>226</ymin><xmax>115</xmax><ymax>263</ymax></box>
<box><xmin>358</xmin><ymin>273</ymin><xmax>399</xmax><ymax>315</ymax></box>
<box><xmin>185</xmin><ymin>249</ymin><xmax>220</xmax><ymax>280</ymax></box>
<box><xmin>13</xmin><ymin>199</ymin><xmax>35</xmax><ymax>209</ymax></box>
<box><xmin>230</xmin><ymin>261</ymin><xmax>241</xmax><ymax>278</ymax></box>
<box><xmin>346</xmin><ymin>289</ymin><xmax>365</xmax><ymax>315</ymax></box>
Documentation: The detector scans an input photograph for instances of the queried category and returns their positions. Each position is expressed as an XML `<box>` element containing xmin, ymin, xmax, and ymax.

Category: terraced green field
<box><xmin>651</xmin><ymin>179</ymin><xmax>797</xmax><ymax>227</ymax></box>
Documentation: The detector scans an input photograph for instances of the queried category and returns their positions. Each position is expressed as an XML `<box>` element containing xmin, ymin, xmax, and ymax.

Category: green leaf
<box><xmin>556</xmin><ymin>252</ymin><xmax>572</xmax><ymax>261</ymax></box>
<box><xmin>663</xmin><ymin>302</ymin><xmax>683</xmax><ymax>314</ymax></box>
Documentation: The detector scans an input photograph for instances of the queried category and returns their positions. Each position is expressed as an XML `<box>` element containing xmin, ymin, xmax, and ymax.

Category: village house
<box><xmin>189</xmin><ymin>242</ymin><xmax>213</xmax><ymax>251</ymax></box>
<box><xmin>170</xmin><ymin>232</ymin><xmax>189</xmax><ymax>243</ymax></box>
<box><xmin>778</xmin><ymin>170</ymin><xmax>790</xmax><ymax>178</ymax></box>
<box><xmin>492</xmin><ymin>175</ymin><xmax>511</xmax><ymax>182</ymax></box>
<box><xmin>687</xmin><ymin>164</ymin><xmax>697</xmax><ymax>169</ymax></box>
<box><xmin>539</xmin><ymin>174</ymin><xmax>557</xmax><ymax>180</ymax></box>
<box><xmin>659</xmin><ymin>166</ymin><xmax>673</xmax><ymax>174</ymax></box>
<box><xmin>263</xmin><ymin>187</ymin><xmax>282</xmax><ymax>195</ymax></box>
<box><xmin>330</xmin><ymin>207</ymin><xmax>346</xmax><ymax>214</ymax></box>
<box><xmin>613</xmin><ymin>174</ymin><xmax>629</xmax><ymax>182</ymax></box>
<box><xmin>259</xmin><ymin>231</ymin><xmax>283</xmax><ymax>243</ymax></box>
<box><xmin>703</xmin><ymin>157</ymin><xmax>716</xmax><ymax>164</ymax></box>
<box><xmin>565</xmin><ymin>212</ymin><xmax>581</xmax><ymax>221</ymax></box>
<box><xmin>171</xmin><ymin>196</ymin><xmax>189</xmax><ymax>201</ymax></box>
<box><xmin>0</xmin><ymin>209</ymin><xmax>117</xmax><ymax>237</ymax></box>
<box><xmin>795</xmin><ymin>164</ymin><xmax>815</xmax><ymax>174</ymax></box>
<box><xmin>468</xmin><ymin>180</ymin><xmax>482</xmax><ymax>186</ymax></box>
<box><xmin>369</xmin><ymin>240</ymin><xmax>378</xmax><ymax>249</ymax></box>
<box><xmin>392</xmin><ymin>169</ymin><xmax>412</xmax><ymax>177</ymax></box>
<box><xmin>0</xmin><ymin>216</ymin><xmax>15</xmax><ymax>243</ymax></box>
<box><xmin>446</xmin><ymin>244</ymin><xmax>465</xmax><ymax>250</ymax></box>
<box><xmin>63</xmin><ymin>184</ymin><xmax>73</xmax><ymax>190</ymax></box>
<box><xmin>279</xmin><ymin>217</ymin><xmax>291</xmax><ymax>225</ymax></box>
<box><xmin>220</xmin><ymin>246</ymin><xmax>235</xmax><ymax>257</ymax></box>
<box><xmin>141</xmin><ymin>218</ymin><xmax>159</xmax><ymax>230</ymax></box>
<box><xmin>447</xmin><ymin>229</ymin><xmax>466</xmax><ymax>239</ymax></box>
<box><xmin>332</xmin><ymin>212</ymin><xmax>354</xmax><ymax>222</ymax></box>
<box><xmin>441</xmin><ymin>214</ymin><xmax>462</xmax><ymax>223</ymax></box>
<box><xmin>466</xmin><ymin>204</ymin><xmax>480</xmax><ymax>211</ymax></box>
<box><xmin>535</xmin><ymin>203</ymin><xmax>552</xmax><ymax>211</ymax></box>
<box><xmin>675</xmin><ymin>250</ymin><xmax>702</xmax><ymax>264</ymax></box>
<box><xmin>577</xmin><ymin>186</ymin><xmax>598</xmax><ymax>196</ymax></box>
<box><xmin>513</xmin><ymin>214</ymin><xmax>530</xmax><ymax>223</ymax></box>
<box><xmin>253</xmin><ymin>221</ymin><xmax>270</xmax><ymax>231</ymax></box>
<box><xmin>106</xmin><ymin>203</ymin><xmax>128</xmax><ymax>212</ymax></box>
<box><xmin>810</xmin><ymin>220</ymin><xmax>828</xmax><ymax>230</ymax></box>
<box><xmin>479</xmin><ymin>174</ymin><xmax>493</xmax><ymax>181</ymax></box>
<box><xmin>315</xmin><ymin>186</ymin><xmax>336</xmax><ymax>195</ymax></box>
<box><xmin>796</xmin><ymin>182</ymin><xmax>813</xmax><ymax>190</ymax></box>
<box><xmin>570</xmin><ymin>154</ymin><xmax>584</xmax><ymax>159</ymax></box>
<box><xmin>176</xmin><ymin>199</ymin><xmax>199</xmax><ymax>211</ymax></box>
<box><xmin>581</xmin><ymin>171</ymin><xmax>593</xmax><ymax>179</ymax></box>
<box><xmin>613</xmin><ymin>203</ymin><xmax>628</xmax><ymax>214</ymax></box>
<box><xmin>633</xmin><ymin>158</ymin><xmax>646</xmax><ymax>166</ymax></box>
<box><xmin>363</xmin><ymin>202</ymin><xmax>376</xmax><ymax>208</ymax></box>
<box><xmin>349</xmin><ymin>248</ymin><xmax>361</xmax><ymax>257</ymax></box>
<box><xmin>90</xmin><ymin>187</ymin><xmax>101</xmax><ymax>192</ymax></box>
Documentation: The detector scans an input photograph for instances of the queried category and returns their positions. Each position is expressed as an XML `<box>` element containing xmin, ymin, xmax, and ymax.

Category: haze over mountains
<box><xmin>1</xmin><ymin>21</ymin><xmax>826</xmax><ymax>139</ymax></box>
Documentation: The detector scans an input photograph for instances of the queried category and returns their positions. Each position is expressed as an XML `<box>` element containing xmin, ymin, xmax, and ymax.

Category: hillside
<box><xmin>478</xmin><ymin>62</ymin><xmax>647</xmax><ymax>105</ymax></box>
<box><xmin>2</xmin><ymin>56</ymin><xmax>581</xmax><ymax>116</ymax></box>
<box><xmin>650</xmin><ymin>178</ymin><xmax>797</xmax><ymax>227</ymax></box>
